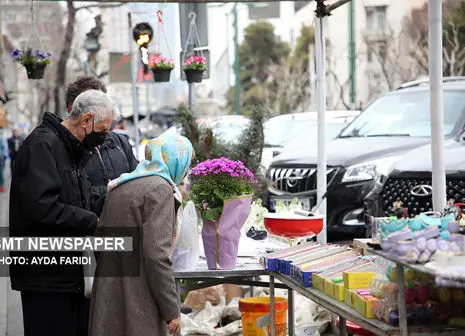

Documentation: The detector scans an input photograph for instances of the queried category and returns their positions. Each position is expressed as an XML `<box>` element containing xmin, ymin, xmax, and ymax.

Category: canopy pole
<box><xmin>128</xmin><ymin>12</ymin><xmax>140</xmax><ymax>160</ymax></box>
<box><xmin>428</xmin><ymin>0</ymin><xmax>446</xmax><ymax>211</ymax></box>
<box><xmin>315</xmin><ymin>8</ymin><xmax>327</xmax><ymax>244</ymax></box>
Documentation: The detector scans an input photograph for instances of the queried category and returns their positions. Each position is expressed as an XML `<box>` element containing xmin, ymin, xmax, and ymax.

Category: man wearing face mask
<box><xmin>65</xmin><ymin>76</ymin><xmax>138</xmax><ymax>216</ymax></box>
<box><xmin>9</xmin><ymin>90</ymin><xmax>116</xmax><ymax>336</ymax></box>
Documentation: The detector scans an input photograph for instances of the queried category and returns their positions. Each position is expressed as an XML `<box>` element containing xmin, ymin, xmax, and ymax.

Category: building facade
<box><xmin>291</xmin><ymin>0</ymin><xmax>428</xmax><ymax>110</ymax></box>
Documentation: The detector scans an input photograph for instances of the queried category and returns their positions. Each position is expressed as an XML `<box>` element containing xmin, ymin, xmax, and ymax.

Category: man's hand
<box><xmin>166</xmin><ymin>317</ymin><xmax>181</xmax><ymax>335</ymax></box>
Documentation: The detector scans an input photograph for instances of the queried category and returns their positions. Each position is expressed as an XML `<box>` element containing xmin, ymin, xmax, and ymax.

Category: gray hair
<box><xmin>69</xmin><ymin>89</ymin><xmax>119</xmax><ymax>122</ymax></box>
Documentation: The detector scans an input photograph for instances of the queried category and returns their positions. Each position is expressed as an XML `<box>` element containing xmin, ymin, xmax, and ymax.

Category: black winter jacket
<box><xmin>9</xmin><ymin>112</ymin><xmax>98</xmax><ymax>293</ymax></box>
<box><xmin>86</xmin><ymin>131</ymin><xmax>138</xmax><ymax>216</ymax></box>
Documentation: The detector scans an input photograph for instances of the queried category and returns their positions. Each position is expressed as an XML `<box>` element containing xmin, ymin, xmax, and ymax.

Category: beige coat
<box><xmin>89</xmin><ymin>175</ymin><xmax>180</xmax><ymax>336</ymax></box>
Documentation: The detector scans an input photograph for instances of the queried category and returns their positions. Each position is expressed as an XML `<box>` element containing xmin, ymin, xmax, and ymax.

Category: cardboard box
<box><xmin>343</xmin><ymin>272</ymin><xmax>377</xmax><ymax>290</ymax></box>
<box><xmin>354</xmin><ymin>294</ymin><xmax>377</xmax><ymax>319</ymax></box>
<box><xmin>312</xmin><ymin>273</ymin><xmax>325</xmax><ymax>291</ymax></box>
<box><xmin>265</xmin><ymin>241</ymin><xmax>319</xmax><ymax>272</ymax></box>
<box><xmin>333</xmin><ymin>283</ymin><xmax>346</xmax><ymax>301</ymax></box>
<box><xmin>345</xmin><ymin>289</ymin><xmax>360</xmax><ymax>308</ymax></box>
<box><xmin>297</xmin><ymin>255</ymin><xmax>361</xmax><ymax>288</ymax></box>
<box><xmin>324</xmin><ymin>279</ymin><xmax>334</xmax><ymax>297</ymax></box>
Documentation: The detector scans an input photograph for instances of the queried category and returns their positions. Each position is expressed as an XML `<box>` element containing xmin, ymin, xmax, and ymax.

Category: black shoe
<box><xmin>246</xmin><ymin>227</ymin><xmax>267</xmax><ymax>240</ymax></box>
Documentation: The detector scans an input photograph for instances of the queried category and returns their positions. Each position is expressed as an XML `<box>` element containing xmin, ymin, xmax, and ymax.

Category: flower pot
<box><xmin>24</xmin><ymin>63</ymin><xmax>46</xmax><ymax>79</ymax></box>
<box><xmin>202</xmin><ymin>196</ymin><xmax>252</xmax><ymax>270</ymax></box>
<box><xmin>152</xmin><ymin>68</ymin><xmax>172</xmax><ymax>83</ymax></box>
<box><xmin>184</xmin><ymin>69</ymin><xmax>204</xmax><ymax>84</ymax></box>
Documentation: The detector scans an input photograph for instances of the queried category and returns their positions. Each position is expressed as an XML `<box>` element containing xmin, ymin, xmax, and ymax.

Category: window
<box><xmin>339</xmin><ymin>91</ymin><xmax>465</xmax><ymax>138</ymax></box>
<box><xmin>294</xmin><ymin>1</ymin><xmax>308</xmax><ymax>13</ymax></box>
<box><xmin>366</xmin><ymin>8</ymin><xmax>374</xmax><ymax>30</ymax></box>
<box><xmin>377</xmin><ymin>7</ymin><xmax>387</xmax><ymax>31</ymax></box>
<box><xmin>365</xmin><ymin>6</ymin><xmax>387</xmax><ymax>32</ymax></box>
<box><xmin>248</xmin><ymin>3</ymin><xmax>280</xmax><ymax>20</ymax></box>
<box><xmin>7</xmin><ymin>13</ymin><xmax>17</xmax><ymax>23</ymax></box>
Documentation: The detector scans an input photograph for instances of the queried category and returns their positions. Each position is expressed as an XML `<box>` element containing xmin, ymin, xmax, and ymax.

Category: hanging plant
<box><xmin>150</xmin><ymin>55</ymin><xmax>175</xmax><ymax>83</ymax></box>
<box><xmin>11</xmin><ymin>48</ymin><xmax>52</xmax><ymax>80</ymax></box>
<box><xmin>183</xmin><ymin>56</ymin><xmax>206</xmax><ymax>84</ymax></box>
<box><xmin>151</xmin><ymin>10</ymin><xmax>175</xmax><ymax>84</ymax></box>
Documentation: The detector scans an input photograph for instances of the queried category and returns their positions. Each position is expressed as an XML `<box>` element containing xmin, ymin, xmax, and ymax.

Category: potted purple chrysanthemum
<box><xmin>190</xmin><ymin>157</ymin><xmax>256</xmax><ymax>270</ymax></box>
<box><xmin>11</xmin><ymin>48</ymin><xmax>53</xmax><ymax>80</ymax></box>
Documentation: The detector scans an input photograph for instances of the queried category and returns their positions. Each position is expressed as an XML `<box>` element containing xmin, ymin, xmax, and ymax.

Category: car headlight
<box><xmin>342</xmin><ymin>156</ymin><xmax>400</xmax><ymax>183</ymax></box>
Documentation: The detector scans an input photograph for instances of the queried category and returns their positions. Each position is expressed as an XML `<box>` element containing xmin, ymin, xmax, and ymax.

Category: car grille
<box><xmin>268</xmin><ymin>167</ymin><xmax>338</xmax><ymax>193</ymax></box>
<box><xmin>379</xmin><ymin>177</ymin><xmax>465</xmax><ymax>217</ymax></box>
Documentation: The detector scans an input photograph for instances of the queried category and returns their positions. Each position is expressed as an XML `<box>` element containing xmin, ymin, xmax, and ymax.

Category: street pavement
<box><xmin>0</xmin><ymin>165</ymin><xmax>23</xmax><ymax>336</ymax></box>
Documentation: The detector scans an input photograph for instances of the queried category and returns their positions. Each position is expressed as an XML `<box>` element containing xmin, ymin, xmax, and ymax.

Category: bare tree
<box><xmin>53</xmin><ymin>1</ymin><xmax>126</xmax><ymax>116</ymax></box>
<box><xmin>403</xmin><ymin>1</ymin><xmax>465</xmax><ymax>77</ymax></box>
<box><xmin>261</xmin><ymin>59</ymin><xmax>312</xmax><ymax>117</ymax></box>
<box><xmin>325</xmin><ymin>44</ymin><xmax>363</xmax><ymax>109</ymax></box>
<box><xmin>2</xmin><ymin>2</ymin><xmax>71</xmax><ymax>124</ymax></box>
<box><xmin>363</xmin><ymin>28</ymin><xmax>426</xmax><ymax>94</ymax></box>
<box><xmin>443</xmin><ymin>19</ymin><xmax>465</xmax><ymax>75</ymax></box>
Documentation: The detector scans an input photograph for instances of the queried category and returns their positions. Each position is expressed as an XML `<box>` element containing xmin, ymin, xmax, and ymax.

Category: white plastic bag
<box><xmin>172</xmin><ymin>201</ymin><xmax>199</xmax><ymax>271</ymax></box>
<box><xmin>83</xmin><ymin>249</ymin><xmax>97</xmax><ymax>299</ymax></box>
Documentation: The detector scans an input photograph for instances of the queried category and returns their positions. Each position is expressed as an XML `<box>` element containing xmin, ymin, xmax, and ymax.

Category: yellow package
<box><xmin>343</xmin><ymin>272</ymin><xmax>377</xmax><ymax>289</ymax></box>
<box><xmin>344</xmin><ymin>289</ymin><xmax>359</xmax><ymax>308</ymax></box>
<box><xmin>324</xmin><ymin>279</ymin><xmax>334</xmax><ymax>297</ymax></box>
<box><xmin>312</xmin><ymin>273</ymin><xmax>324</xmax><ymax>291</ymax></box>
<box><xmin>333</xmin><ymin>283</ymin><xmax>346</xmax><ymax>301</ymax></box>
<box><xmin>354</xmin><ymin>295</ymin><xmax>377</xmax><ymax>318</ymax></box>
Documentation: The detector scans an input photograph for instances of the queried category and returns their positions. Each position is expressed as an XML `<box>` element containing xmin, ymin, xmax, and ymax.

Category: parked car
<box><xmin>139</xmin><ymin>106</ymin><xmax>177</xmax><ymax>139</ymax></box>
<box><xmin>139</xmin><ymin>116</ymin><xmax>250</xmax><ymax>158</ymax></box>
<box><xmin>264</xmin><ymin>77</ymin><xmax>465</xmax><ymax>237</ymax></box>
<box><xmin>363</xmin><ymin>77</ymin><xmax>465</xmax><ymax>233</ymax></box>
<box><xmin>261</xmin><ymin>111</ymin><xmax>360</xmax><ymax>172</ymax></box>
<box><xmin>211</xmin><ymin>115</ymin><xmax>250</xmax><ymax>144</ymax></box>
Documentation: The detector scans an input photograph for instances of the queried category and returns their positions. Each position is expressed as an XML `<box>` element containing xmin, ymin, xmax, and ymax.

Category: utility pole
<box><xmin>308</xmin><ymin>43</ymin><xmax>316</xmax><ymax>110</ymax></box>
<box><xmin>348</xmin><ymin>0</ymin><xmax>356</xmax><ymax>109</ymax></box>
<box><xmin>0</xmin><ymin>9</ymin><xmax>4</xmax><ymax>87</ymax></box>
<box><xmin>233</xmin><ymin>3</ymin><xmax>241</xmax><ymax>115</ymax></box>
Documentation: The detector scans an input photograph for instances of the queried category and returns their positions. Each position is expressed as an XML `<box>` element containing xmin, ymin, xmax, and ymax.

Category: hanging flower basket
<box><xmin>149</xmin><ymin>55</ymin><xmax>174</xmax><ymax>83</ymax></box>
<box><xmin>11</xmin><ymin>48</ymin><xmax>52</xmax><ymax>80</ymax></box>
<box><xmin>184</xmin><ymin>69</ymin><xmax>204</xmax><ymax>84</ymax></box>
<box><xmin>183</xmin><ymin>56</ymin><xmax>206</xmax><ymax>84</ymax></box>
<box><xmin>25</xmin><ymin>63</ymin><xmax>47</xmax><ymax>79</ymax></box>
<box><xmin>152</xmin><ymin>69</ymin><xmax>172</xmax><ymax>82</ymax></box>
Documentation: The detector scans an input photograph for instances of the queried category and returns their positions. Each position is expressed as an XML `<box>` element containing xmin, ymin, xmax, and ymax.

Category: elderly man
<box><xmin>64</xmin><ymin>76</ymin><xmax>138</xmax><ymax>216</ymax></box>
<box><xmin>9</xmin><ymin>90</ymin><xmax>116</xmax><ymax>336</ymax></box>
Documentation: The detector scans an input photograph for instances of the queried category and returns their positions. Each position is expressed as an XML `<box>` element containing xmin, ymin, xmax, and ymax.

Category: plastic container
<box><xmin>263</xmin><ymin>213</ymin><xmax>323</xmax><ymax>238</ymax></box>
<box><xmin>369</xmin><ymin>275</ymin><xmax>394</xmax><ymax>299</ymax></box>
<box><xmin>239</xmin><ymin>297</ymin><xmax>288</xmax><ymax>336</ymax></box>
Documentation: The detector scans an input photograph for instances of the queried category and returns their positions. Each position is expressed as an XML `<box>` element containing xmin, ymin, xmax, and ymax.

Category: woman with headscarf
<box><xmin>89</xmin><ymin>133</ymin><xmax>194</xmax><ymax>336</ymax></box>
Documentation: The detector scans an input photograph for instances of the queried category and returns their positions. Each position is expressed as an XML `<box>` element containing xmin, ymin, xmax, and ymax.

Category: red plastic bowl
<box><xmin>336</xmin><ymin>318</ymin><xmax>375</xmax><ymax>336</ymax></box>
<box><xmin>263</xmin><ymin>213</ymin><xmax>323</xmax><ymax>238</ymax></box>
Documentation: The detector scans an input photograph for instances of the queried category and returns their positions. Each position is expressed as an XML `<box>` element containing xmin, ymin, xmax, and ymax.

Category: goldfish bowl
<box><xmin>263</xmin><ymin>213</ymin><xmax>324</xmax><ymax>246</ymax></box>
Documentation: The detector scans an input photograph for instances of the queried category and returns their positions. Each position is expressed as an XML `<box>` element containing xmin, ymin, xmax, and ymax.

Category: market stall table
<box><xmin>269</xmin><ymin>271</ymin><xmax>465</xmax><ymax>336</ymax></box>
<box><xmin>174</xmin><ymin>260</ymin><xmax>297</xmax><ymax>336</ymax></box>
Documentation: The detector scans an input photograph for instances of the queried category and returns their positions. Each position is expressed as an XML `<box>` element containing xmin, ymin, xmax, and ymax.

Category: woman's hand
<box><xmin>166</xmin><ymin>316</ymin><xmax>181</xmax><ymax>334</ymax></box>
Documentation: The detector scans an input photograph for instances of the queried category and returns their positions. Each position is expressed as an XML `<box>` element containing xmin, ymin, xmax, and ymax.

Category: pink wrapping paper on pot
<box><xmin>202</xmin><ymin>196</ymin><xmax>252</xmax><ymax>270</ymax></box>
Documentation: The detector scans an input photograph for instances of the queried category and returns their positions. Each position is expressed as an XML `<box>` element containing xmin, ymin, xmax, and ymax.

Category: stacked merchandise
<box><xmin>370</xmin><ymin>259</ymin><xmax>465</xmax><ymax>327</ymax></box>
<box><xmin>264</xmin><ymin>242</ymin><xmax>358</xmax><ymax>286</ymax></box>
<box><xmin>378</xmin><ymin>200</ymin><xmax>465</xmax><ymax>287</ymax></box>
<box><xmin>263</xmin><ymin>242</ymin><xmax>381</xmax><ymax>319</ymax></box>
